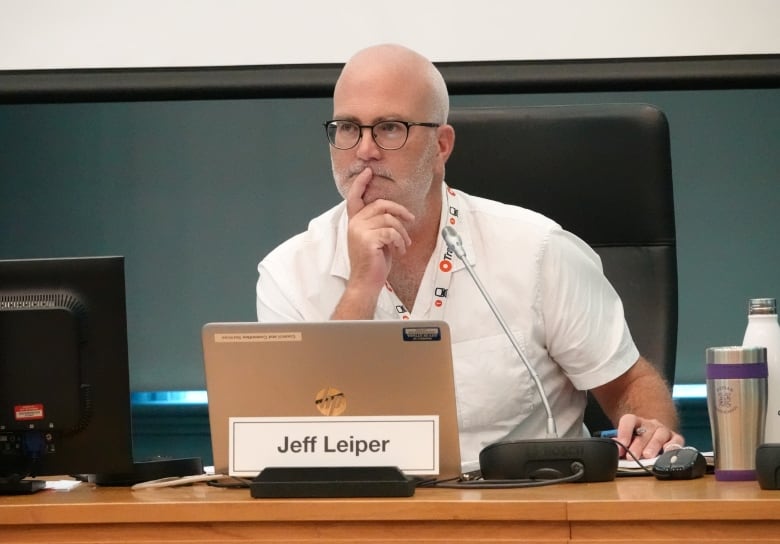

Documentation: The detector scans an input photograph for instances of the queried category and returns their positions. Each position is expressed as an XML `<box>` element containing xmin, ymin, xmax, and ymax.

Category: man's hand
<box><xmin>331</xmin><ymin>167</ymin><xmax>414</xmax><ymax>319</ymax></box>
<box><xmin>591</xmin><ymin>356</ymin><xmax>684</xmax><ymax>460</ymax></box>
<box><xmin>614</xmin><ymin>414</ymin><xmax>685</xmax><ymax>460</ymax></box>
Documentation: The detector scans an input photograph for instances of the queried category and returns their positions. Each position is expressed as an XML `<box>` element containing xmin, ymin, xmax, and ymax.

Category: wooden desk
<box><xmin>2</xmin><ymin>475</ymin><xmax>780</xmax><ymax>543</ymax></box>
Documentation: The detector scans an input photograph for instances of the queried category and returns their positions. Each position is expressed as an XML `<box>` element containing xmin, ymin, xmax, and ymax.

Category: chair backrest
<box><xmin>446</xmin><ymin>103</ymin><xmax>678</xmax><ymax>432</ymax></box>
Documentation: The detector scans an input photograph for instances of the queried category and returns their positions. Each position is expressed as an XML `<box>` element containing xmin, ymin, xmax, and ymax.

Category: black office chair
<box><xmin>446</xmin><ymin>103</ymin><xmax>678</xmax><ymax>433</ymax></box>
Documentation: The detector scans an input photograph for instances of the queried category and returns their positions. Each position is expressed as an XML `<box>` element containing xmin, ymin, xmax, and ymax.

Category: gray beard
<box><xmin>331</xmin><ymin>142</ymin><xmax>439</xmax><ymax>219</ymax></box>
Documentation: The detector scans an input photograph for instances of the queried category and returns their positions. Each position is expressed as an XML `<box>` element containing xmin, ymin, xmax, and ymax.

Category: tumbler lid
<box><xmin>748</xmin><ymin>298</ymin><xmax>777</xmax><ymax>315</ymax></box>
<box><xmin>706</xmin><ymin>345</ymin><xmax>767</xmax><ymax>364</ymax></box>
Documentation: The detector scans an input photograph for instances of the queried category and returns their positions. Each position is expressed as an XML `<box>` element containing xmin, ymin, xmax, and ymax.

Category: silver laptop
<box><xmin>202</xmin><ymin>320</ymin><xmax>462</xmax><ymax>479</ymax></box>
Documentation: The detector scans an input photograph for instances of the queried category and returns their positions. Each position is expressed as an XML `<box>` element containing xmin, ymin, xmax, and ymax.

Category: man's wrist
<box><xmin>331</xmin><ymin>283</ymin><xmax>382</xmax><ymax>320</ymax></box>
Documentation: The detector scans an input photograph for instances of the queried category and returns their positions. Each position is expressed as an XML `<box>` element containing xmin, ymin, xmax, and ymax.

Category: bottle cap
<box><xmin>748</xmin><ymin>298</ymin><xmax>777</xmax><ymax>315</ymax></box>
<box><xmin>706</xmin><ymin>345</ymin><xmax>767</xmax><ymax>364</ymax></box>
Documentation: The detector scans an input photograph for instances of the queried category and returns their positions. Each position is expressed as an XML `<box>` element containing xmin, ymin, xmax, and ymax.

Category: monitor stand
<box><xmin>0</xmin><ymin>477</ymin><xmax>47</xmax><ymax>495</ymax></box>
<box><xmin>89</xmin><ymin>456</ymin><xmax>205</xmax><ymax>486</ymax></box>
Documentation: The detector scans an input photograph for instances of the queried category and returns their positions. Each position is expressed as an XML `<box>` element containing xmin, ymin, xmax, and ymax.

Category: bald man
<box><xmin>256</xmin><ymin>44</ymin><xmax>683</xmax><ymax>473</ymax></box>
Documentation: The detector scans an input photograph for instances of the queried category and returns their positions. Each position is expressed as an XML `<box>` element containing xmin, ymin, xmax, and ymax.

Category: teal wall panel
<box><xmin>1</xmin><ymin>89</ymin><xmax>778</xmax><ymax>390</ymax></box>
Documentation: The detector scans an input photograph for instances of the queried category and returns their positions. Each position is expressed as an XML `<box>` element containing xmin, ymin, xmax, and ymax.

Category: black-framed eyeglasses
<box><xmin>323</xmin><ymin>120</ymin><xmax>440</xmax><ymax>150</ymax></box>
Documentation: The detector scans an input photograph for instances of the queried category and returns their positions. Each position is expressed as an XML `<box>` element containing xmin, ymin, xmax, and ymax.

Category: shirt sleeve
<box><xmin>539</xmin><ymin>229</ymin><xmax>639</xmax><ymax>391</ymax></box>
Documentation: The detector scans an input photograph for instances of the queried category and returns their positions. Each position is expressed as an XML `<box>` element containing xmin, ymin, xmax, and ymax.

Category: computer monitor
<box><xmin>0</xmin><ymin>256</ymin><xmax>133</xmax><ymax>494</ymax></box>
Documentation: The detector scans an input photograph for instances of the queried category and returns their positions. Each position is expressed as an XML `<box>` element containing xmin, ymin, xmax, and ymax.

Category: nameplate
<box><xmin>229</xmin><ymin>415</ymin><xmax>439</xmax><ymax>477</ymax></box>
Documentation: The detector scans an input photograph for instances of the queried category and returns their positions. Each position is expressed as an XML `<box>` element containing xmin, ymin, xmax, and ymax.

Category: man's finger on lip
<box><xmin>352</xmin><ymin>167</ymin><xmax>373</xmax><ymax>192</ymax></box>
<box><xmin>346</xmin><ymin>168</ymin><xmax>373</xmax><ymax>212</ymax></box>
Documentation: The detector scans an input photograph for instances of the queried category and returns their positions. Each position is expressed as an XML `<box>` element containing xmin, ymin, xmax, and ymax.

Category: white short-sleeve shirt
<box><xmin>256</xmin><ymin>184</ymin><xmax>639</xmax><ymax>472</ymax></box>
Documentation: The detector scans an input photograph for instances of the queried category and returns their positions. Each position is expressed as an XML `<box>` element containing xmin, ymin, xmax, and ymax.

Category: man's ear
<box><xmin>437</xmin><ymin>124</ymin><xmax>456</xmax><ymax>163</ymax></box>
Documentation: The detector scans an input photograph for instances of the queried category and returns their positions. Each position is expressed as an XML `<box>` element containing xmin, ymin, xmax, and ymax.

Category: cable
<box><xmin>420</xmin><ymin>462</ymin><xmax>586</xmax><ymax>489</ymax></box>
<box><xmin>131</xmin><ymin>474</ymin><xmax>231</xmax><ymax>490</ymax></box>
<box><xmin>613</xmin><ymin>439</ymin><xmax>655</xmax><ymax>476</ymax></box>
<box><xmin>206</xmin><ymin>476</ymin><xmax>252</xmax><ymax>489</ymax></box>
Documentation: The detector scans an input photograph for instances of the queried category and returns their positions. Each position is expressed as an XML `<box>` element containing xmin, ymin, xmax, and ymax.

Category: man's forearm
<box><xmin>593</xmin><ymin>356</ymin><xmax>679</xmax><ymax>430</ymax></box>
<box><xmin>330</xmin><ymin>284</ymin><xmax>381</xmax><ymax>320</ymax></box>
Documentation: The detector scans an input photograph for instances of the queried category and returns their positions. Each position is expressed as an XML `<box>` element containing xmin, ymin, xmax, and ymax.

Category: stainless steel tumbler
<box><xmin>706</xmin><ymin>346</ymin><xmax>768</xmax><ymax>481</ymax></box>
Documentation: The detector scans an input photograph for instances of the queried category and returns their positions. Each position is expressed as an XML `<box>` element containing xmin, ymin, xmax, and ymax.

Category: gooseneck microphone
<box><xmin>440</xmin><ymin>226</ymin><xmax>618</xmax><ymax>484</ymax></box>
<box><xmin>441</xmin><ymin>226</ymin><xmax>558</xmax><ymax>439</ymax></box>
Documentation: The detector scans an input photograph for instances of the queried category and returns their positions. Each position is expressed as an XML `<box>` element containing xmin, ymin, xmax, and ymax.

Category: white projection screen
<box><xmin>1</xmin><ymin>0</ymin><xmax>779</xmax><ymax>71</ymax></box>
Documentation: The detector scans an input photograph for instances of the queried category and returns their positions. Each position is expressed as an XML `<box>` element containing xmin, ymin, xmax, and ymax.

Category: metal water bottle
<box><xmin>706</xmin><ymin>346</ymin><xmax>767</xmax><ymax>481</ymax></box>
<box><xmin>742</xmin><ymin>297</ymin><xmax>780</xmax><ymax>443</ymax></box>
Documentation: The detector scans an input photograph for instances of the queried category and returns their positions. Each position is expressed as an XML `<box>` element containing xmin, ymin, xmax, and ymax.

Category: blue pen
<box><xmin>595</xmin><ymin>427</ymin><xmax>647</xmax><ymax>439</ymax></box>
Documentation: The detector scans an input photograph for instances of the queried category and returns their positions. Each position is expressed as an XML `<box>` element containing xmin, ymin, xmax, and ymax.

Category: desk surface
<box><xmin>2</xmin><ymin>475</ymin><xmax>780</xmax><ymax>543</ymax></box>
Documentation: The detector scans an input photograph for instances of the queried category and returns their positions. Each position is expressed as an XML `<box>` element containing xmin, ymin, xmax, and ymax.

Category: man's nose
<box><xmin>355</xmin><ymin>126</ymin><xmax>382</xmax><ymax>159</ymax></box>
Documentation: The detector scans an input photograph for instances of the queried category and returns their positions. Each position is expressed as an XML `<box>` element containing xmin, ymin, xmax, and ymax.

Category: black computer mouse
<box><xmin>651</xmin><ymin>446</ymin><xmax>707</xmax><ymax>480</ymax></box>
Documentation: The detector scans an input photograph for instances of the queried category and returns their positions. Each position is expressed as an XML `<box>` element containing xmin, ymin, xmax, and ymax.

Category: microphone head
<box><xmin>441</xmin><ymin>226</ymin><xmax>466</xmax><ymax>259</ymax></box>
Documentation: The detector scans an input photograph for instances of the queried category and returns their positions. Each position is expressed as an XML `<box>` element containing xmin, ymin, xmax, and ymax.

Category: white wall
<box><xmin>1</xmin><ymin>0</ymin><xmax>779</xmax><ymax>70</ymax></box>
